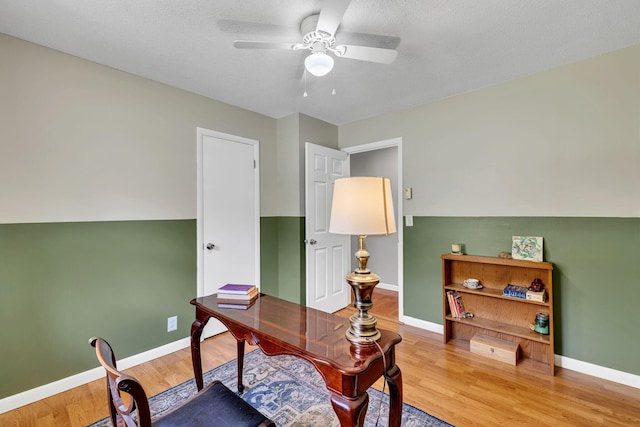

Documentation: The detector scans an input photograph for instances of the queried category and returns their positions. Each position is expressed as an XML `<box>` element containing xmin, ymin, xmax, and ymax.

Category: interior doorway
<box><xmin>344</xmin><ymin>138</ymin><xmax>403</xmax><ymax>322</ymax></box>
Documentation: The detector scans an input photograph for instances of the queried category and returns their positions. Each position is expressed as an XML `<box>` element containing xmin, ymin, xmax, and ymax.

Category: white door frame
<box><xmin>196</xmin><ymin>127</ymin><xmax>261</xmax><ymax>297</ymax></box>
<box><xmin>343</xmin><ymin>138</ymin><xmax>404</xmax><ymax>320</ymax></box>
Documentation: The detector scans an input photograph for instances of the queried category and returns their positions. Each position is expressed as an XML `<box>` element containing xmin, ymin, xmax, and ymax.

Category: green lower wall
<box><xmin>277</xmin><ymin>217</ymin><xmax>306</xmax><ymax>304</ymax></box>
<box><xmin>404</xmin><ymin>216</ymin><xmax>640</xmax><ymax>375</ymax></box>
<box><xmin>259</xmin><ymin>217</ymin><xmax>280</xmax><ymax>297</ymax></box>
<box><xmin>259</xmin><ymin>216</ymin><xmax>305</xmax><ymax>304</ymax></box>
<box><xmin>0</xmin><ymin>220</ymin><xmax>197</xmax><ymax>398</ymax></box>
<box><xmin>1</xmin><ymin>217</ymin><xmax>305</xmax><ymax>399</ymax></box>
<box><xmin>2</xmin><ymin>216</ymin><xmax>637</xmax><ymax>399</ymax></box>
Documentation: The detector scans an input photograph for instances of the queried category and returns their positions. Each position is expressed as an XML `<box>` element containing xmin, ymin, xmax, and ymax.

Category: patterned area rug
<box><xmin>88</xmin><ymin>349</ymin><xmax>452</xmax><ymax>426</ymax></box>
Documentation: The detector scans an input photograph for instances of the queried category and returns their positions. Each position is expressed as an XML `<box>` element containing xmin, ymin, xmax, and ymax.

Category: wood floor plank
<box><xmin>1</xmin><ymin>290</ymin><xmax>639</xmax><ymax>426</ymax></box>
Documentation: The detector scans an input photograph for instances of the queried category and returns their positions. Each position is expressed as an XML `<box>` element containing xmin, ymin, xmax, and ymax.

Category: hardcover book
<box><xmin>503</xmin><ymin>284</ymin><xmax>527</xmax><ymax>299</ymax></box>
<box><xmin>216</xmin><ymin>287</ymin><xmax>259</xmax><ymax>300</ymax></box>
<box><xmin>453</xmin><ymin>292</ymin><xmax>466</xmax><ymax>316</ymax></box>
<box><xmin>218</xmin><ymin>283</ymin><xmax>256</xmax><ymax>294</ymax></box>
<box><xmin>217</xmin><ymin>301</ymin><xmax>255</xmax><ymax>310</ymax></box>
<box><xmin>447</xmin><ymin>291</ymin><xmax>458</xmax><ymax>318</ymax></box>
<box><xmin>217</xmin><ymin>293</ymin><xmax>258</xmax><ymax>305</ymax></box>
<box><xmin>526</xmin><ymin>289</ymin><xmax>546</xmax><ymax>302</ymax></box>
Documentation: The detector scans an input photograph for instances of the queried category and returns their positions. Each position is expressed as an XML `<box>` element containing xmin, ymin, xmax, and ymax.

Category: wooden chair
<box><xmin>89</xmin><ymin>337</ymin><xmax>275</xmax><ymax>427</ymax></box>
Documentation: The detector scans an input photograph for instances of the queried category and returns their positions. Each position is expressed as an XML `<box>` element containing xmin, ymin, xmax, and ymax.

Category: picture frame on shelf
<box><xmin>511</xmin><ymin>236</ymin><xmax>543</xmax><ymax>262</ymax></box>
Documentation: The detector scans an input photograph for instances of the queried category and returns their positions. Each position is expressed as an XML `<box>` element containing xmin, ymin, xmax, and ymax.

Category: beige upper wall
<box><xmin>339</xmin><ymin>44</ymin><xmax>640</xmax><ymax>218</ymax></box>
<box><xmin>298</xmin><ymin>114</ymin><xmax>339</xmax><ymax>215</ymax></box>
<box><xmin>275</xmin><ymin>113</ymin><xmax>338</xmax><ymax>216</ymax></box>
<box><xmin>0</xmin><ymin>33</ymin><xmax>279</xmax><ymax>222</ymax></box>
<box><xmin>4</xmin><ymin>32</ymin><xmax>637</xmax><ymax>221</ymax></box>
<box><xmin>276</xmin><ymin>114</ymin><xmax>300</xmax><ymax>216</ymax></box>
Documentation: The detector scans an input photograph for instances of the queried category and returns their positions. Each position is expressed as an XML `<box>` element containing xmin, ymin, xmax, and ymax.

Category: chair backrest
<box><xmin>89</xmin><ymin>337</ymin><xmax>152</xmax><ymax>427</ymax></box>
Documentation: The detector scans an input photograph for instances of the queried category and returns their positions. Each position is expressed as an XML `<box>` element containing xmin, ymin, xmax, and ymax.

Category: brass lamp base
<box><xmin>345</xmin><ymin>271</ymin><xmax>381</xmax><ymax>344</ymax></box>
<box><xmin>346</xmin><ymin>316</ymin><xmax>381</xmax><ymax>344</ymax></box>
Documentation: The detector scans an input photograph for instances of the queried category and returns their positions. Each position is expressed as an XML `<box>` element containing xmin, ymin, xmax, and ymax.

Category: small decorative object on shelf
<box><xmin>498</xmin><ymin>251</ymin><xmax>512</xmax><ymax>259</ymax></box>
<box><xmin>451</xmin><ymin>243</ymin><xmax>463</xmax><ymax>254</ymax></box>
<box><xmin>528</xmin><ymin>278</ymin><xmax>544</xmax><ymax>292</ymax></box>
<box><xmin>511</xmin><ymin>236</ymin><xmax>543</xmax><ymax>262</ymax></box>
<box><xmin>463</xmin><ymin>278</ymin><xmax>483</xmax><ymax>289</ymax></box>
<box><xmin>532</xmin><ymin>312</ymin><xmax>549</xmax><ymax>335</ymax></box>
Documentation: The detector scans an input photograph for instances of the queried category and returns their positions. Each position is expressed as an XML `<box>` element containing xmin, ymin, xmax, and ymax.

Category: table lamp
<box><xmin>329</xmin><ymin>176</ymin><xmax>396</xmax><ymax>344</ymax></box>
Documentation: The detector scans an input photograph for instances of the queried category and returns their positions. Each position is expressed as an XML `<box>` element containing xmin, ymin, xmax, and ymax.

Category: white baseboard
<box><xmin>0</xmin><ymin>337</ymin><xmax>191</xmax><ymax>415</ymax></box>
<box><xmin>555</xmin><ymin>354</ymin><xmax>640</xmax><ymax>389</ymax></box>
<box><xmin>402</xmin><ymin>315</ymin><xmax>443</xmax><ymax>334</ymax></box>
<box><xmin>377</xmin><ymin>283</ymin><xmax>398</xmax><ymax>291</ymax></box>
<box><xmin>400</xmin><ymin>316</ymin><xmax>639</xmax><ymax>389</ymax></box>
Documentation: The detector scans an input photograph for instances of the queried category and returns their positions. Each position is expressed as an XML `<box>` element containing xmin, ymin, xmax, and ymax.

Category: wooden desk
<box><xmin>190</xmin><ymin>294</ymin><xmax>403</xmax><ymax>427</ymax></box>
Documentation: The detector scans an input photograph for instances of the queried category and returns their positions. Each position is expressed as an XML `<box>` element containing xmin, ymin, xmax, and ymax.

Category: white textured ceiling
<box><xmin>1</xmin><ymin>0</ymin><xmax>640</xmax><ymax>125</ymax></box>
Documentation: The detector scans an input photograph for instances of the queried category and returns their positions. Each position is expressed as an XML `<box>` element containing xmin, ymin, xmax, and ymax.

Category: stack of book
<box><xmin>446</xmin><ymin>290</ymin><xmax>466</xmax><ymax>318</ymax></box>
<box><xmin>217</xmin><ymin>284</ymin><xmax>258</xmax><ymax>309</ymax></box>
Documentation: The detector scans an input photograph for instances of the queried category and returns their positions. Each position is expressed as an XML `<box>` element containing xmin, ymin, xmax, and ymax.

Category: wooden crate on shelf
<box><xmin>470</xmin><ymin>334</ymin><xmax>519</xmax><ymax>365</ymax></box>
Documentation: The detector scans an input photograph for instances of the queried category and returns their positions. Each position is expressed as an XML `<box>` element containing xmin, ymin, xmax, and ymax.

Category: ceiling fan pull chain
<box><xmin>303</xmin><ymin>69</ymin><xmax>309</xmax><ymax>98</ymax></box>
<box><xmin>331</xmin><ymin>68</ymin><xmax>336</xmax><ymax>95</ymax></box>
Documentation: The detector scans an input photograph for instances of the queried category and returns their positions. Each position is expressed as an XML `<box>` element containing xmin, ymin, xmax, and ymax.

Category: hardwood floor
<box><xmin>2</xmin><ymin>290</ymin><xmax>639</xmax><ymax>426</ymax></box>
<box><xmin>368</xmin><ymin>287</ymin><xmax>399</xmax><ymax>321</ymax></box>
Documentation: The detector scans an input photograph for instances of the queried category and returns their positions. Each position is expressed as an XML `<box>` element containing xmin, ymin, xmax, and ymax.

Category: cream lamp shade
<box><xmin>329</xmin><ymin>177</ymin><xmax>396</xmax><ymax>236</ymax></box>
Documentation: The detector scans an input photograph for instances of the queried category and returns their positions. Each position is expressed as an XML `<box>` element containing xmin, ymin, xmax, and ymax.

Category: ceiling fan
<box><xmin>232</xmin><ymin>0</ymin><xmax>398</xmax><ymax>77</ymax></box>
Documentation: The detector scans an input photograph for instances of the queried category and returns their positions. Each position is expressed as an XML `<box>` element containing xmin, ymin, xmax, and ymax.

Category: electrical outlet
<box><xmin>167</xmin><ymin>316</ymin><xmax>177</xmax><ymax>332</ymax></box>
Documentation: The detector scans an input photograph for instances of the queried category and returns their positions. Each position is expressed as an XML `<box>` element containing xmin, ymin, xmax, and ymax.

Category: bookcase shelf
<box><xmin>442</xmin><ymin>254</ymin><xmax>555</xmax><ymax>375</ymax></box>
<box><xmin>445</xmin><ymin>315</ymin><xmax>551</xmax><ymax>343</ymax></box>
<box><xmin>444</xmin><ymin>284</ymin><xmax>551</xmax><ymax>307</ymax></box>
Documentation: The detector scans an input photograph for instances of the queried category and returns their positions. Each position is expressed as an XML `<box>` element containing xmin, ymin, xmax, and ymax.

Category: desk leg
<box><xmin>330</xmin><ymin>392</ymin><xmax>368</xmax><ymax>427</ymax></box>
<box><xmin>236</xmin><ymin>339</ymin><xmax>245</xmax><ymax>394</ymax></box>
<box><xmin>190</xmin><ymin>317</ymin><xmax>208</xmax><ymax>391</ymax></box>
<box><xmin>385</xmin><ymin>364</ymin><xmax>403</xmax><ymax>427</ymax></box>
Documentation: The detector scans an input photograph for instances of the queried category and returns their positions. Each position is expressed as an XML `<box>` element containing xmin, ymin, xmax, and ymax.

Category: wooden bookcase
<box><xmin>442</xmin><ymin>254</ymin><xmax>555</xmax><ymax>375</ymax></box>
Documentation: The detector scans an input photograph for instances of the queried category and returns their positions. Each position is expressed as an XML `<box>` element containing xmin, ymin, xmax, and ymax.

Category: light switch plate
<box><xmin>403</xmin><ymin>187</ymin><xmax>412</xmax><ymax>200</ymax></box>
<box><xmin>405</xmin><ymin>215</ymin><xmax>413</xmax><ymax>227</ymax></box>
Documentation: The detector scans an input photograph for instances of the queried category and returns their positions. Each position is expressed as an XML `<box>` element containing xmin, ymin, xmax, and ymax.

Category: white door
<box><xmin>197</xmin><ymin>129</ymin><xmax>260</xmax><ymax>337</ymax></box>
<box><xmin>305</xmin><ymin>143</ymin><xmax>350</xmax><ymax>313</ymax></box>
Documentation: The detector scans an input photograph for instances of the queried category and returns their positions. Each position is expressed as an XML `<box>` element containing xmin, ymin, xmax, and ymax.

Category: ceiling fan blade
<box><xmin>233</xmin><ymin>40</ymin><xmax>304</xmax><ymax>50</ymax></box>
<box><xmin>316</xmin><ymin>0</ymin><xmax>352</xmax><ymax>36</ymax></box>
<box><xmin>219</xmin><ymin>19</ymin><xmax>298</xmax><ymax>39</ymax></box>
<box><xmin>334</xmin><ymin>44</ymin><xmax>398</xmax><ymax>64</ymax></box>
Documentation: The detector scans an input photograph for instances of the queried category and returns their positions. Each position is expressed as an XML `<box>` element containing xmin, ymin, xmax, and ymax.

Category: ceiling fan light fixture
<box><xmin>305</xmin><ymin>52</ymin><xmax>334</xmax><ymax>77</ymax></box>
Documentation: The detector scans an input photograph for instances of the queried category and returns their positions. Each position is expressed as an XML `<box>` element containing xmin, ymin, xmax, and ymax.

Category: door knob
<box><xmin>307</xmin><ymin>239</ymin><xmax>317</xmax><ymax>245</ymax></box>
<box><xmin>206</xmin><ymin>243</ymin><xmax>215</xmax><ymax>250</ymax></box>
